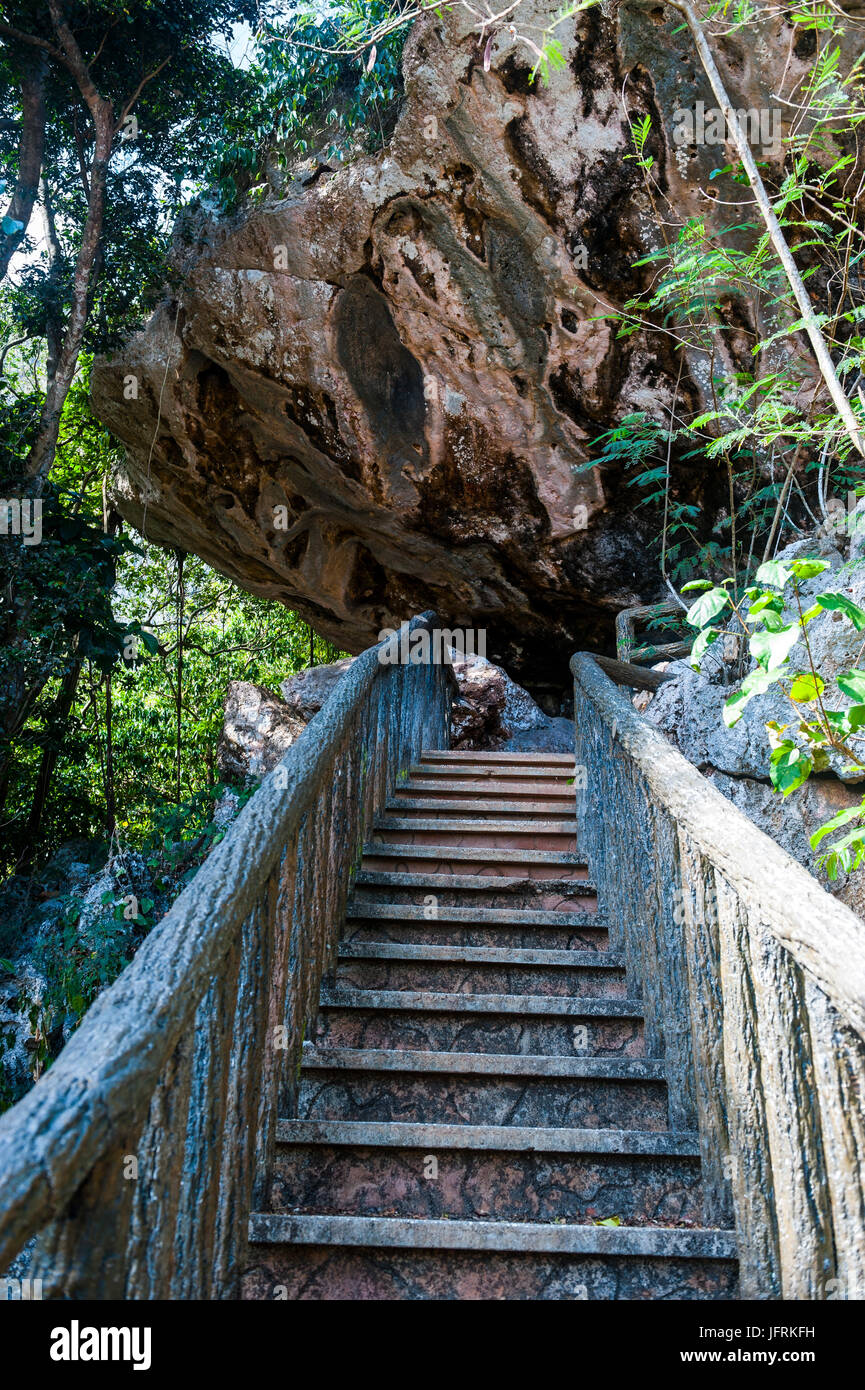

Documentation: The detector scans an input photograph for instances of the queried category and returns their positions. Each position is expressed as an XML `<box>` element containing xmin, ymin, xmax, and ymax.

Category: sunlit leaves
<box><xmin>789</xmin><ymin>671</ymin><xmax>824</xmax><ymax>702</ymax></box>
<box><xmin>816</xmin><ymin>592</ymin><xmax>865</xmax><ymax>631</ymax></box>
<box><xmin>769</xmin><ymin>741</ymin><xmax>813</xmax><ymax>795</ymax></box>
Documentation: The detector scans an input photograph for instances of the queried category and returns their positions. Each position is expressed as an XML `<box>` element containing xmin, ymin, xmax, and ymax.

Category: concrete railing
<box><xmin>572</xmin><ymin>651</ymin><xmax>865</xmax><ymax>1300</ymax></box>
<box><xmin>0</xmin><ymin>613</ymin><xmax>453</xmax><ymax>1298</ymax></box>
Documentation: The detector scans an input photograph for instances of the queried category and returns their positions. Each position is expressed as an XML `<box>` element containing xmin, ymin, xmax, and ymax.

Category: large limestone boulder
<box><xmin>217</xmin><ymin>681</ymin><xmax>306</xmax><ymax>781</ymax></box>
<box><xmin>279</xmin><ymin>657</ymin><xmax>355</xmax><ymax>720</ymax></box>
<box><xmin>90</xmin><ymin>4</ymin><xmax>848</xmax><ymax>688</ymax></box>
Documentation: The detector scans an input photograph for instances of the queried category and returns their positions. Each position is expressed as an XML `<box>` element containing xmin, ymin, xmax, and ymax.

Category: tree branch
<box><xmin>664</xmin><ymin>0</ymin><xmax>865</xmax><ymax>459</ymax></box>
<box><xmin>0</xmin><ymin>57</ymin><xmax>47</xmax><ymax>281</ymax></box>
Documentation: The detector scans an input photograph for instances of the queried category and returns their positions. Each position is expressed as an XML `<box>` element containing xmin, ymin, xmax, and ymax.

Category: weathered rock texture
<box><xmin>218</xmin><ymin>681</ymin><xmax>306</xmax><ymax>781</ymax></box>
<box><xmin>91</xmin><ymin>3</ymin><xmax>840</xmax><ymax>687</ymax></box>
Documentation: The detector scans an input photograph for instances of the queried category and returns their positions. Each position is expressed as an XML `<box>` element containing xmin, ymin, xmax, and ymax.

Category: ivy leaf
<box><xmin>817</xmin><ymin>593</ymin><xmax>865</xmax><ymax>630</ymax></box>
<box><xmin>837</xmin><ymin>669</ymin><xmax>865</xmax><ymax>702</ymax></box>
<box><xmin>685</xmin><ymin>587</ymin><xmax>730</xmax><ymax>628</ymax></box>
<box><xmin>789</xmin><ymin>671</ymin><xmax>825</xmax><ymax>703</ymax></box>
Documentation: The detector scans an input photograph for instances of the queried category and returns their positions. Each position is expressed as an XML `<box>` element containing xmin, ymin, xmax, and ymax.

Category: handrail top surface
<box><xmin>0</xmin><ymin>610</ymin><xmax>442</xmax><ymax>1266</ymax></box>
<box><xmin>571</xmin><ymin>650</ymin><xmax>865</xmax><ymax>1039</ymax></box>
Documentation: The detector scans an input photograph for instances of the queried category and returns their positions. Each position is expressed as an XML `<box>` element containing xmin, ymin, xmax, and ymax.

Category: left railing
<box><xmin>0</xmin><ymin>612</ymin><xmax>453</xmax><ymax>1298</ymax></box>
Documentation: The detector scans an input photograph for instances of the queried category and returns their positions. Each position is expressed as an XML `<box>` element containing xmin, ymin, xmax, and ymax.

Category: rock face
<box><xmin>451</xmin><ymin>651</ymin><xmax>573</xmax><ymax>751</ymax></box>
<box><xmin>217</xmin><ymin>681</ymin><xmax>307</xmax><ymax>781</ymax></box>
<box><xmin>90</xmin><ymin>4</ymin><xmax>836</xmax><ymax>689</ymax></box>
<box><xmin>279</xmin><ymin>658</ymin><xmax>355</xmax><ymax>720</ymax></box>
<box><xmin>0</xmin><ymin>847</ymin><xmax>155</xmax><ymax>1111</ymax></box>
<box><xmin>642</xmin><ymin>518</ymin><xmax>865</xmax><ymax>919</ymax></box>
<box><xmin>218</xmin><ymin>651</ymin><xmax>572</xmax><ymax>781</ymax></box>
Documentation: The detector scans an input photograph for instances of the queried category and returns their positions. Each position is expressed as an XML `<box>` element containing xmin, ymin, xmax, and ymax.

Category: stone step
<box><xmin>331</xmin><ymin>960</ymin><xmax>626</xmax><ymax>998</ymax></box>
<box><xmin>352</xmin><ymin>871</ymin><xmax>599</xmax><ymax>914</ymax></box>
<box><xmin>372</xmin><ymin>818</ymin><xmax>577</xmax><ymax>852</ymax></box>
<box><xmin>394</xmin><ymin>779</ymin><xmax>576</xmax><ymax>799</ymax></box>
<box><xmin>387</xmin><ymin>798</ymin><xmax>574</xmax><ymax>818</ymax></box>
<box><xmin>419</xmin><ymin>751</ymin><xmax>577</xmax><ymax>765</ymax></box>
<box><xmin>408</xmin><ymin>764</ymin><xmax>576</xmax><ymax>782</ymax></box>
<box><xmin>267</xmin><ymin>1125</ymin><xmax>705</xmax><ymax>1225</ymax></box>
<box><xmin>343</xmin><ymin>903</ymin><xmax>611</xmax><ymax>951</ymax></box>
<box><xmin>251</xmin><ymin>1213</ymin><xmax>734</xmax><ymax>1258</ymax></box>
<box><xmin>242</xmin><ymin>1243</ymin><xmax>739</xmax><ymax>1300</ymax></box>
<box><xmin>361</xmin><ymin>844</ymin><xmax>588</xmax><ymax>882</ymax></box>
<box><xmin>337</xmin><ymin>941</ymin><xmax>624</xmax><ymax>968</ymax></box>
<box><xmin>313</xmin><ymin>1004</ymin><xmax>643</xmax><ymax>1056</ymax></box>
<box><xmin>298</xmin><ymin>1049</ymin><xmax>668</xmax><ymax>1129</ymax></box>
<box><xmin>322</xmin><ymin>989</ymin><xmax>637</xmax><ymax>1016</ymax></box>
<box><xmin>375</xmin><ymin>818</ymin><xmax>577</xmax><ymax>833</ymax></box>
<box><xmin>275</xmin><ymin>1120</ymin><xmax>700</xmax><ymax>1154</ymax></box>
<box><xmin>366</xmin><ymin>843</ymin><xmax>582</xmax><ymax>861</ymax></box>
<box><xmin>345</xmin><ymin>903</ymin><xmax>610</xmax><ymax>929</ymax></box>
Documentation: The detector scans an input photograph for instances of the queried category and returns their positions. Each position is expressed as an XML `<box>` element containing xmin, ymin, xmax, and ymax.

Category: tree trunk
<box><xmin>0</xmin><ymin>58</ymin><xmax>47</xmax><ymax>281</ymax></box>
<box><xmin>105</xmin><ymin>669</ymin><xmax>116</xmax><ymax>836</ymax></box>
<box><xmin>23</xmin><ymin>101</ymin><xmax>114</xmax><ymax>482</ymax></box>
<box><xmin>17</xmin><ymin>655</ymin><xmax>84</xmax><ymax>868</ymax></box>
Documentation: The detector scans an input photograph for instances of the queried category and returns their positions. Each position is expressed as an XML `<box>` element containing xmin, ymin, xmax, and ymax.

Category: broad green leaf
<box><xmin>769</xmin><ymin>742</ymin><xmax>813</xmax><ymax>795</ymax></box>
<box><xmin>837</xmin><ymin>669</ymin><xmax>865</xmax><ymax>702</ymax></box>
<box><xmin>789</xmin><ymin>671</ymin><xmax>825</xmax><ymax>703</ymax></box>
<box><xmin>685</xmin><ymin>587</ymin><xmax>730</xmax><ymax>628</ymax></box>
<box><xmin>723</xmin><ymin>666</ymin><xmax>785</xmax><ymax>726</ymax></box>
<box><xmin>755</xmin><ymin>560</ymin><xmax>792</xmax><ymax>589</ymax></box>
<box><xmin>846</xmin><ymin>704</ymin><xmax>865</xmax><ymax>733</ymax></box>
<box><xmin>791</xmin><ymin>558</ymin><xmax>830</xmax><ymax>580</ymax></box>
<box><xmin>810</xmin><ymin>798</ymin><xmax>865</xmax><ymax>849</ymax></box>
<box><xmin>816</xmin><ymin>593</ymin><xmax>865</xmax><ymax>630</ymax></box>
<box><xmin>681</xmin><ymin>580</ymin><xmax>713</xmax><ymax>592</ymax></box>
<box><xmin>689</xmin><ymin>626</ymin><xmax>718</xmax><ymax>667</ymax></box>
<box><xmin>750</xmin><ymin>623</ymin><xmax>800</xmax><ymax>669</ymax></box>
<box><xmin>748</xmin><ymin>593</ymin><xmax>783</xmax><ymax>616</ymax></box>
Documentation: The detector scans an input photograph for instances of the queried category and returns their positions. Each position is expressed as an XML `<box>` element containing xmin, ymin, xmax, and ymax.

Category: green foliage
<box><xmin>205</xmin><ymin>3</ymin><xmax>407</xmax><ymax>211</ymax></box>
<box><xmin>685</xmin><ymin>558</ymin><xmax>865</xmax><ymax>877</ymax></box>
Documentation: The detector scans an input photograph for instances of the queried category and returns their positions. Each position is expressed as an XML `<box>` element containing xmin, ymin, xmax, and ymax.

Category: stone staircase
<box><xmin>244</xmin><ymin>750</ymin><xmax>738</xmax><ymax>1300</ymax></box>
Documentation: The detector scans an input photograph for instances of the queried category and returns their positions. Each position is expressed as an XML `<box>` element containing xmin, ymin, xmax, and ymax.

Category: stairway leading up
<box><xmin>244</xmin><ymin>749</ymin><xmax>738</xmax><ymax>1300</ymax></box>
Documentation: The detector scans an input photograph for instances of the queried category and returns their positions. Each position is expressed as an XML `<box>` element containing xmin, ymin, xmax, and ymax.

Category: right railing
<box><xmin>571</xmin><ymin>651</ymin><xmax>865</xmax><ymax>1301</ymax></box>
